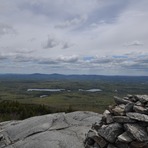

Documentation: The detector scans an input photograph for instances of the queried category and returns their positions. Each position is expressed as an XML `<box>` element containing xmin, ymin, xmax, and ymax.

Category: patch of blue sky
<box><xmin>112</xmin><ymin>55</ymin><xmax>128</xmax><ymax>59</ymax></box>
<box><xmin>83</xmin><ymin>56</ymin><xmax>95</xmax><ymax>61</ymax></box>
<box><xmin>137</xmin><ymin>54</ymin><xmax>148</xmax><ymax>58</ymax></box>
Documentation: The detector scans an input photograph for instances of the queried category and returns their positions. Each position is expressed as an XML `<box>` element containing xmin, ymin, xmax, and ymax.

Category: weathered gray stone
<box><xmin>118</xmin><ymin>132</ymin><xmax>133</xmax><ymax>143</ymax></box>
<box><xmin>92</xmin><ymin>123</ymin><xmax>101</xmax><ymax>131</ymax></box>
<box><xmin>114</xmin><ymin>96</ymin><xmax>131</xmax><ymax>105</ymax></box>
<box><xmin>112</xmin><ymin>106</ymin><xmax>125</xmax><ymax>116</ymax></box>
<box><xmin>14</xmin><ymin>130</ymin><xmax>84</xmax><ymax>148</ymax></box>
<box><xmin>123</xmin><ymin>97</ymin><xmax>130</xmax><ymax>100</ymax></box>
<box><xmin>87</xmin><ymin>130</ymin><xmax>97</xmax><ymax>138</ymax></box>
<box><xmin>131</xmin><ymin>96</ymin><xmax>138</xmax><ymax>102</ymax></box>
<box><xmin>127</xmin><ymin>94</ymin><xmax>133</xmax><ymax>98</ymax></box>
<box><xmin>106</xmin><ymin>115</ymin><xmax>114</xmax><ymax>124</ymax></box>
<box><xmin>103</xmin><ymin>110</ymin><xmax>114</xmax><ymax>124</ymax></box>
<box><xmin>126</xmin><ymin>94</ymin><xmax>138</xmax><ymax>102</ymax></box>
<box><xmin>103</xmin><ymin>110</ymin><xmax>110</xmax><ymax>117</ymax></box>
<box><xmin>85</xmin><ymin>130</ymin><xmax>107</xmax><ymax>147</ymax></box>
<box><xmin>126</xmin><ymin>112</ymin><xmax>148</xmax><ymax>122</ymax></box>
<box><xmin>135</xmin><ymin>95</ymin><xmax>148</xmax><ymax>103</ymax></box>
<box><xmin>108</xmin><ymin>105</ymin><xmax>115</xmax><ymax>114</ymax></box>
<box><xmin>119</xmin><ymin>104</ymin><xmax>126</xmax><ymax>109</ymax></box>
<box><xmin>133</xmin><ymin>105</ymin><xmax>148</xmax><ymax>114</ymax></box>
<box><xmin>124</xmin><ymin>103</ymin><xmax>134</xmax><ymax>112</ymax></box>
<box><xmin>98</xmin><ymin>123</ymin><xmax>123</xmax><ymax>143</ymax></box>
<box><xmin>93</xmin><ymin>135</ymin><xmax>108</xmax><ymax>148</ymax></box>
<box><xmin>113</xmin><ymin>116</ymin><xmax>135</xmax><ymax>123</ymax></box>
<box><xmin>5</xmin><ymin>113</ymin><xmax>69</xmax><ymax>142</ymax></box>
<box><xmin>124</xmin><ymin>123</ymin><xmax>148</xmax><ymax>142</ymax></box>
<box><xmin>0</xmin><ymin>111</ymin><xmax>102</xmax><ymax>148</ymax></box>
<box><xmin>135</xmin><ymin>101</ymin><xmax>143</xmax><ymax>106</ymax></box>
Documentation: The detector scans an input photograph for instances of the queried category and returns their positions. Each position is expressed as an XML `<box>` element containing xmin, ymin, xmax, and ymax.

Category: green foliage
<box><xmin>0</xmin><ymin>100</ymin><xmax>52</xmax><ymax>121</ymax></box>
<box><xmin>0</xmin><ymin>77</ymin><xmax>148</xmax><ymax>122</ymax></box>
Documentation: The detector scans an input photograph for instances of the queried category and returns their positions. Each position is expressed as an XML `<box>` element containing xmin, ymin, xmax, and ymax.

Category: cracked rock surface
<box><xmin>0</xmin><ymin>111</ymin><xmax>102</xmax><ymax>148</ymax></box>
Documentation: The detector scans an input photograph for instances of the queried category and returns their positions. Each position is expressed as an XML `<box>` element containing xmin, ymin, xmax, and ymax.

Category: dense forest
<box><xmin>0</xmin><ymin>100</ymin><xmax>74</xmax><ymax>121</ymax></box>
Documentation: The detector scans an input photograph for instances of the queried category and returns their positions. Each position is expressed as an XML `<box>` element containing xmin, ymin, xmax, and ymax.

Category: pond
<box><xmin>79</xmin><ymin>89</ymin><xmax>102</xmax><ymax>92</ymax></box>
<box><xmin>27</xmin><ymin>88</ymin><xmax>102</xmax><ymax>92</ymax></box>
<box><xmin>27</xmin><ymin>89</ymin><xmax>65</xmax><ymax>92</ymax></box>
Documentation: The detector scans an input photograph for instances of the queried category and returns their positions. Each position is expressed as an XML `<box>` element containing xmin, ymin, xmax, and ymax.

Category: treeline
<box><xmin>0</xmin><ymin>100</ymin><xmax>74</xmax><ymax>122</ymax></box>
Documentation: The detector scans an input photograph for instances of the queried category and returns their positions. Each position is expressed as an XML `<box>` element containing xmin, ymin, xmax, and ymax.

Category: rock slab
<box><xmin>0</xmin><ymin>111</ymin><xmax>102</xmax><ymax>148</ymax></box>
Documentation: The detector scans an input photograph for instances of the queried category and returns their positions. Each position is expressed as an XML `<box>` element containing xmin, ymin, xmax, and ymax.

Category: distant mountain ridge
<box><xmin>0</xmin><ymin>73</ymin><xmax>148</xmax><ymax>82</ymax></box>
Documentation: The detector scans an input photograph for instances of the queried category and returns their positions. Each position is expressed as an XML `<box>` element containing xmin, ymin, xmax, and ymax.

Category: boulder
<box><xmin>124</xmin><ymin>123</ymin><xmax>148</xmax><ymax>142</ymax></box>
<box><xmin>98</xmin><ymin>123</ymin><xmax>123</xmax><ymax>143</ymax></box>
<box><xmin>126</xmin><ymin>112</ymin><xmax>148</xmax><ymax>122</ymax></box>
<box><xmin>113</xmin><ymin>116</ymin><xmax>135</xmax><ymax>123</ymax></box>
<box><xmin>117</xmin><ymin>132</ymin><xmax>133</xmax><ymax>143</ymax></box>
<box><xmin>114</xmin><ymin>96</ymin><xmax>131</xmax><ymax>105</ymax></box>
<box><xmin>133</xmin><ymin>105</ymin><xmax>148</xmax><ymax>114</ymax></box>
<box><xmin>124</xmin><ymin>102</ymin><xmax>134</xmax><ymax>112</ymax></box>
<box><xmin>112</xmin><ymin>106</ymin><xmax>125</xmax><ymax>116</ymax></box>
<box><xmin>135</xmin><ymin>95</ymin><xmax>148</xmax><ymax>104</ymax></box>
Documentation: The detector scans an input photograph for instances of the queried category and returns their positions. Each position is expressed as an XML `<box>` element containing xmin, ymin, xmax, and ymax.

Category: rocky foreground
<box><xmin>1</xmin><ymin>95</ymin><xmax>148</xmax><ymax>148</ymax></box>
<box><xmin>0</xmin><ymin>111</ymin><xmax>102</xmax><ymax>148</ymax></box>
<box><xmin>84</xmin><ymin>95</ymin><xmax>148</xmax><ymax>148</ymax></box>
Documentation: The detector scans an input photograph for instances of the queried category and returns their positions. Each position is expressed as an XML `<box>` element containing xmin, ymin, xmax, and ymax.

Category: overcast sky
<box><xmin>0</xmin><ymin>0</ymin><xmax>148</xmax><ymax>75</ymax></box>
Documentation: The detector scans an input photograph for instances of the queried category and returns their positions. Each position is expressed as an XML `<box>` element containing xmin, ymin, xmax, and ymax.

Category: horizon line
<box><xmin>0</xmin><ymin>73</ymin><xmax>148</xmax><ymax>77</ymax></box>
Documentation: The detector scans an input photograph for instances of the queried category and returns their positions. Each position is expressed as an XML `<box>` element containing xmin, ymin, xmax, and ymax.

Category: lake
<box><xmin>79</xmin><ymin>89</ymin><xmax>102</xmax><ymax>92</ymax></box>
<box><xmin>27</xmin><ymin>88</ymin><xmax>102</xmax><ymax>92</ymax></box>
<box><xmin>27</xmin><ymin>89</ymin><xmax>65</xmax><ymax>92</ymax></box>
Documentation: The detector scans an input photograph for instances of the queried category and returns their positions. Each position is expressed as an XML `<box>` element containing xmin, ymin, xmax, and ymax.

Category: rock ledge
<box><xmin>0</xmin><ymin>111</ymin><xmax>102</xmax><ymax>148</ymax></box>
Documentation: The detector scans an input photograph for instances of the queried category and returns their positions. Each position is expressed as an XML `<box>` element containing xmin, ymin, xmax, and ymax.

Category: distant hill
<box><xmin>0</xmin><ymin>73</ymin><xmax>148</xmax><ymax>83</ymax></box>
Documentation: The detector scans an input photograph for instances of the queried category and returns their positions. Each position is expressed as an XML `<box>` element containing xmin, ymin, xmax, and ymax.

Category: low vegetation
<box><xmin>0</xmin><ymin>74</ymin><xmax>148</xmax><ymax>121</ymax></box>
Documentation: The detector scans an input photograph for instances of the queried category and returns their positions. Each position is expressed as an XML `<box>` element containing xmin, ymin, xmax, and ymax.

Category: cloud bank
<box><xmin>0</xmin><ymin>0</ymin><xmax>148</xmax><ymax>75</ymax></box>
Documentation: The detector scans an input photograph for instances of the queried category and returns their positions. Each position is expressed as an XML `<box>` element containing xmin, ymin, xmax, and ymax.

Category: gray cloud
<box><xmin>124</xmin><ymin>40</ymin><xmax>144</xmax><ymax>46</ymax></box>
<box><xmin>0</xmin><ymin>0</ymin><xmax>148</xmax><ymax>75</ymax></box>
<box><xmin>122</xmin><ymin>62</ymin><xmax>148</xmax><ymax>70</ymax></box>
<box><xmin>90</xmin><ymin>57</ymin><xmax>113</xmax><ymax>64</ymax></box>
<box><xmin>57</xmin><ymin>55</ymin><xmax>79</xmax><ymax>63</ymax></box>
<box><xmin>12</xmin><ymin>54</ymin><xmax>79</xmax><ymax>65</ymax></box>
<box><xmin>0</xmin><ymin>23</ymin><xmax>16</xmax><ymax>36</ymax></box>
<box><xmin>14</xmin><ymin>48</ymin><xmax>34</xmax><ymax>54</ymax></box>
<box><xmin>55</xmin><ymin>15</ymin><xmax>87</xmax><ymax>29</ymax></box>
<box><xmin>43</xmin><ymin>35</ymin><xmax>72</xmax><ymax>49</ymax></box>
<box><xmin>38</xmin><ymin>59</ymin><xmax>59</xmax><ymax>65</ymax></box>
<box><xmin>1</xmin><ymin>51</ymin><xmax>148</xmax><ymax>75</ymax></box>
<box><xmin>13</xmin><ymin>55</ymin><xmax>34</xmax><ymax>62</ymax></box>
<box><xmin>43</xmin><ymin>36</ymin><xmax>59</xmax><ymax>49</ymax></box>
<box><xmin>0</xmin><ymin>54</ymin><xmax>7</xmax><ymax>60</ymax></box>
<box><xmin>61</xmin><ymin>42</ymin><xmax>73</xmax><ymax>49</ymax></box>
